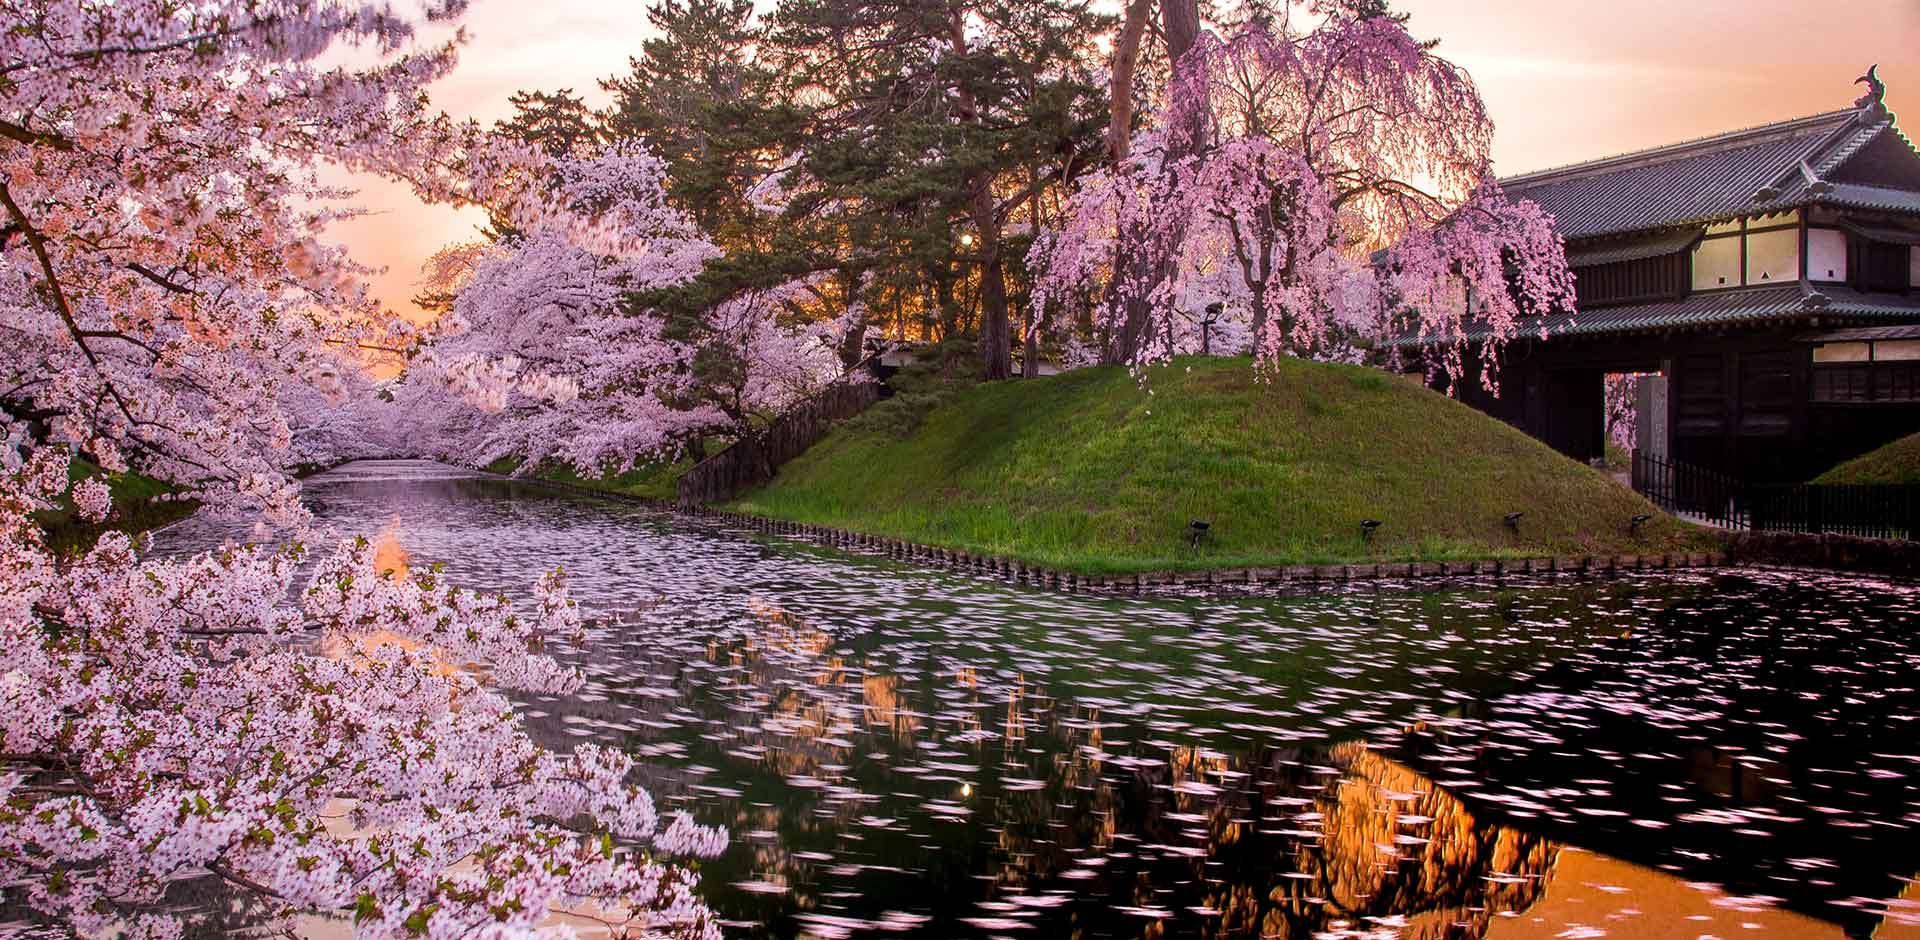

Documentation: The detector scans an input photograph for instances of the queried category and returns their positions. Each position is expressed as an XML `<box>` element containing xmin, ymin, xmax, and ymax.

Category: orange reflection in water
<box><xmin>1887</xmin><ymin>876</ymin><xmax>1920</xmax><ymax>940</ymax></box>
<box><xmin>1487</xmin><ymin>847</ymin><xmax>1846</xmax><ymax>940</ymax></box>
<box><xmin>317</xmin><ymin>529</ymin><xmax>453</xmax><ymax>675</ymax></box>
<box><xmin>370</xmin><ymin>528</ymin><xmax>410</xmax><ymax>580</ymax></box>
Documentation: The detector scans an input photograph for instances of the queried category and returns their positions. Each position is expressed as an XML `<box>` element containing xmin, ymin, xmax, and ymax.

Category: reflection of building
<box><xmin>1229</xmin><ymin>742</ymin><xmax>1558</xmax><ymax>940</ymax></box>
<box><xmin>691</xmin><ymin>599</ymin><xmax>1568</xmax><ymax>939</ymax></box>
<box><xmin>1402</xmin><ymin>76</ymin><xmax>1920</xmax><ymax>480</ymax></box>
<box><xmin>1487</xmin><ymin>847</ymin><xmax>1857</xmax><ymax>940</ymax></box>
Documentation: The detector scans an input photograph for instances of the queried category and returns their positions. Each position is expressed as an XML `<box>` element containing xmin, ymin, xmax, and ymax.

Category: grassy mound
<box><xmin>1813</xmin><ymin>432</ymin><xmax>1920</xmax><ymax>485</ymax></box>
<box><xmin>725</xmin><ymin>356</ymin><xmax>1703</xmax><ymax>573</ymax></box>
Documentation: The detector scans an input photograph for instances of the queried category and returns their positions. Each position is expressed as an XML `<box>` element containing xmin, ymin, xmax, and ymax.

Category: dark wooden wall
<box><xmin>1807</xmin><ymin>402</ymin><xmax>1920</xmax><ymax>471</ymax></box>
<box><xmin>1429</xmin><ymin>325</ymin><xmax>1896</xmax><ymax>481</ymax></box>
<box><xmin>1437</xmin><ymin>350</ymin><xmax>1606</xmax><ymax>464</ymax></box>
<box><xmin>1571</xmin><ymin>253</ymin><xmax>1689</xmax><ymax>307</ymax></box>
<box><xmin>1666</xmin><ymin>338</ymin><xmax>1808</xmax><ymax>481</ymax></box>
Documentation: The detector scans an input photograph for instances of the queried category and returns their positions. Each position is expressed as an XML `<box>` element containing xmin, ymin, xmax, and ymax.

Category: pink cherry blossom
<box><xmin>1</xmin><ymin>3</ymin><xmax>728</xmax><ymax>937</ymax></box>
<box><xmin>0</xmin><ymin>0</ymin><xmax>572</xmax><ymax>519</ymax></box>
<box><xmin>1029</xmin><ymin>9</ymin><xmax>1574</xmax><ymax>390</ymax></box>
<box><xmin>70</xmin><ymin>476</ymin><xmax>113</xmax><ymax>524</ymax></box>
<box><xmin>0</xmin><ymin>449</ymin><xmax>728</xmax><ymax>940</ymax></box>
<box><xmin>408</xmin><ymin>149</ymin><xmax>854</xmax><ymax>476</ymax></box>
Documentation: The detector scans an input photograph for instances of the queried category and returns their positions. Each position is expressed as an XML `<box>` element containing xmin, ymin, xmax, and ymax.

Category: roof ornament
<box><xmin>1855</xmin><ymin>64</ymin><xmax>1888</xmax><ymax>117</ymax></box>
<box><xmin>1798</xmin><ymin>159</ymin><xmax>1833</xmax><ymax>195</ymax></box>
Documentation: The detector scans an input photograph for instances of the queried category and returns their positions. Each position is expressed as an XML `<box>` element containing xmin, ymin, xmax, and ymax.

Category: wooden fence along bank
<box><xmin>676</xmin><ymin>504</ymin><xmax>1735</xmax><ymax>593</ymax></box>
<box><xmin>675</xmin><ymin>381</ymin><xmax>881</xmax><ymax>505</ymax></box>
<box><xmin>510</xmin><ymin>471</ymin><xmax>1920</xmax><ymax>592</ymax></box>
<box><xmin>505</xmin><ymin>471</ymin><xmax>1920</xmax><ymax>592</ymax></box>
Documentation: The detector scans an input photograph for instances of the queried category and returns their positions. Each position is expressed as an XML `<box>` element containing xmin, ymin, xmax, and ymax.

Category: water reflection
<box><xmin>135</xmin><ymin>460</ymin><xmax>1920</xmax><ymax>939</ymax></box>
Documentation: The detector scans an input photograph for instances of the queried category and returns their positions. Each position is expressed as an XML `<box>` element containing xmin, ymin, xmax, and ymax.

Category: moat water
<box><xmin>140</xmin><ymin>460</ymin><xmax>1920</xmax><ymax>939</ymax></box>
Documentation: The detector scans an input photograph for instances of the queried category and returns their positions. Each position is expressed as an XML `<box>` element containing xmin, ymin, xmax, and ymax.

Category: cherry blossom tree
<box><xmin>413</xmin><ymin>145</ymin><xmax>860</xmax><ymax>475</ymax></box>
<box><xmin>406</xmin><ymin>143</ymin><xmax>724</xmax><ymax>473</ymax></box>
<box><xmin>684</xmin><ymin>276</ymin><xmax>870</xmax><ymax>433</ymax></box>
<box><xmin>0</xmin><ymin>0</ymin><xmax>510</xmax><ymax>517</ymax></box>
<box><xmin>1028</xmin><ymin>5</ymin><xmax>1574</xmax><ymax>387</ymax></box>
<box><xmin>1</xmin><ymin>450</ymin><xmax>727</xmax><ymax>940</ymax></box>
<box><xmin>1604</xmin><ymin>373</ymin><xmax>1646</xmax><ymax>456</ymax></box>
<box><xmin>1</xmin><ymin>2</ymin><xmax>728</xmax><ymax>937</ymax></box>
<box><xmin>281</xmin><ymin>356</ymin><xmax>407</xmax><ymax>469</ymax></box>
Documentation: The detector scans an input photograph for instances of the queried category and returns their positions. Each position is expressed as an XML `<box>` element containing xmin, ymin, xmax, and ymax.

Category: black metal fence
<box><xmin>1631</xmin><ymin>451</ymin><xmax>1750</xmax><ymax>529</ymax></box>
<box><xmin>1631</xmin><ymin>451</ymin><xmax>1917</xmax><ymax>540</ymax></box>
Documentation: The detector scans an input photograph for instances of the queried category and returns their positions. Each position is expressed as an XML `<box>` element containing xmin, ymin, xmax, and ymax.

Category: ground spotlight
<box><xmin>1186</xmin><ymin>519</ymin><xmax>1211</xmax><ymax>546</ymax></box>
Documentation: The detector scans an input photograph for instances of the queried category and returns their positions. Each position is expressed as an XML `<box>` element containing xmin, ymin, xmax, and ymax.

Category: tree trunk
<box><xmin>1106</xmin><ymin>0</ymin><xmax>1155</xmax><ymax>161</ymax></box>
<box><xmin>1160</xmin><ymin>0</ymin><xmax>1201</xmax><ymax>66</ymax></box>
<box><xmin>969</xmin><ymin>176</ymin><xmax>1013</xmax><ymax>380</ymax></box>
<box><xmin>1022</xmin><ymin>164</ymin><xmax>1044</xmax><ymax>379</ymax></box>
<box><xmin>934</xmin><ymin>265</ymin><xmax>958</xmax><ymax>340</ymax></box>
<box><xmin>1100</xmin><ymin>0</ymin><xmax>1204</xmax><ymax>367</ymax></box>
<box><xmin>1249</xmin><ymin>280</ymin><xmax>1270</xmax><ymax>354</ymax></box>
<box><xmin>1021</xmin><ymin>306</ymin><xmax>1039</xmax><ymax>378</ymax></box>
<box><xmin>945</xmin><ymin>8</ymin><xmax>1012</xmax><ymax>382</ymax></box>
<box><xmin>835</xmin><ymin>269</ymin><xmax>868</xmax><ymax>370</ymax></box>
<box><xmin>976</xmin><ymin>234</ymin><xmax>1013</xmax><ymax>379</ymax></box>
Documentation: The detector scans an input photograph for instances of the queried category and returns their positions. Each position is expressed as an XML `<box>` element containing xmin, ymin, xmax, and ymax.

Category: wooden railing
<box><xmin>1632</xmin><ymin>451</ymin><xmax>1917</xmax><ymax>540</ymax></box>
<box><xmin>675</xmin><ymin>380</ymin><xmax>881</xmax><ymax>505</ymax></box>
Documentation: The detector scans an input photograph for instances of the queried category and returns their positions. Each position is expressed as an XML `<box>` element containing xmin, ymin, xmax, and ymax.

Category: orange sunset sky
<box><xmin>333</xmin><ymin>0</ymin><xmax>1920</xmax><ymax>319</ymax></box>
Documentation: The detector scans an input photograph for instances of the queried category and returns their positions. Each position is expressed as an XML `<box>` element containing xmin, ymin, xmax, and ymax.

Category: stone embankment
<box><xmin>1720</xmin><ymin>530</ymin><xmax>1920</xmax><ymax>580</ymax></box>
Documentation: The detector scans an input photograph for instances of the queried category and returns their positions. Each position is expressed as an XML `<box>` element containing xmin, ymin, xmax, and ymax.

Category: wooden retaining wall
<box><xmin>500</xmin><ymin>472</ymin><xmax>1920</xmax><ymax>594</ymax></box>
<box><xmin>677</xmin><ymin>504</ymin><xmax>1732</xmax><ymax>594</ymax></box>
<box><xmin>675</xmin><ymin>381</ymin><xmax>881</xmax><ymax>505</ymax></box>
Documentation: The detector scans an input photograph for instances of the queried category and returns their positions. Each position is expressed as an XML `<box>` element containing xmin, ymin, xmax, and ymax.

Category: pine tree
<box><xmin>764</xmin><ymin>0</ymin><xmax>1111</xmax><ymax>379</ymax></box>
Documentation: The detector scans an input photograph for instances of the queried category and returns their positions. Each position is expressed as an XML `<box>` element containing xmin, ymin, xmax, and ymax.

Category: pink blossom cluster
<box><xmin>0</xmin><ymin>446</ymin><xmax>728</xmax><ymax>939</ymax></box>
<box><xmin>407</xmin><ymin>151</ymin><xmax>852</xmax><ymax>476</ymax></box>
<box><xmin>0</xmin><ymin>0</ymin><xmax>576</xmax><ymax>518</ymax></box>
<box><xmin>1604</xmin><ymin>373</ymin><xmax>1645</xmax><ymax>453</ymax></box>
<box><xmin>1</xmin><ymin>3</ymin><xmax>730</xmax><ymax>937</ymax></box>
<box><xmin>1028</xmin><ymin>9</ymin><xmax>1575</xmax><ymax>388</ymax></box>
<box><xmin>70</xmin><ymin>477</ymin><xmax>112</xmax><ymax>524</ymax></box>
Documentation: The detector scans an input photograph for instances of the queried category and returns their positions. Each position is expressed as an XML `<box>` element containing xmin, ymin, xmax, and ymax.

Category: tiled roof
<box><xmin>1388</xmin><ymin>95</ymin><xmax>1920</xmax><ymax>350</ymax></box>
<box><xmin>1391</xmin><ymin>284</ymin><xmax>1920</xmax><ymax>346</ymax></box>
<box><xmin>1804</xmin><ymin>323</ymin><xmax>1920</xmax><ymax>343</ymax></box>
<box><xmin>1501</xmin><ymin>106</ymin><xmax>1913</xmax><ymax>240</ymax></box>
<box><xmin>1815</xmin><ymin>284</ymin><xmax>1920</xmax><ymax>318</ymax></box>
<box><xmin>1840</xmin><ymin>218</ymin><xmax>1920</xmax><ymax>244</ymax></box>
<box><xmin>1819</xmin><ymin>182</ymin><xmax>1920</xmax><ymax>215</ymax></box>
<box><xmin>1563</xmin><ymin>226</ymin><xmax>1703</xmax><ymax>267</ymax></box>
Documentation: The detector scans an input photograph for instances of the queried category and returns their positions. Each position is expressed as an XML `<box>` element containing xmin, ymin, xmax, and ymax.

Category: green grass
<box><xmin>1813</xmin><ymin>431</ymin><xmax>1920</xmax><ymax>485</ymax></box>
<box><xmin>725</xmin><ymin>356</ymin><xmax>1707</xmax><ymax>574</ymax></box>
<box><xmin>35</xmin><ymin>459</ymin><xmax>200</xmax><ymax>555</ymax></box>
<box><xmin>485</xmin><ymin>457</ymin><xmax>686</xmax><ymax>502</ymax></box>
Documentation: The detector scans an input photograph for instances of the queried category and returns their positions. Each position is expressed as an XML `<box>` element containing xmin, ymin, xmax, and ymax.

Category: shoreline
<box><xmin>688</xmin><ymin>505</ymin><xmax>1734</xmax><ymax>594</ymax></box>
<box><xmin>480</xmin><ymin>466</ymin><xmax>1743</xmax><ymax>593</ymax></box>
<box><xmin>471</xmin><ymin>463</ymin><xmax>1920</xmax><ymax>593</ymax></box>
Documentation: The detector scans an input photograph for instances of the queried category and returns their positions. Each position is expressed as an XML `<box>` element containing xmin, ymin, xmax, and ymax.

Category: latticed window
<box><xmin>1811</xmin><ymin>362</ymin><xmax>1920</xmax><ymax>403</ymax></box>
